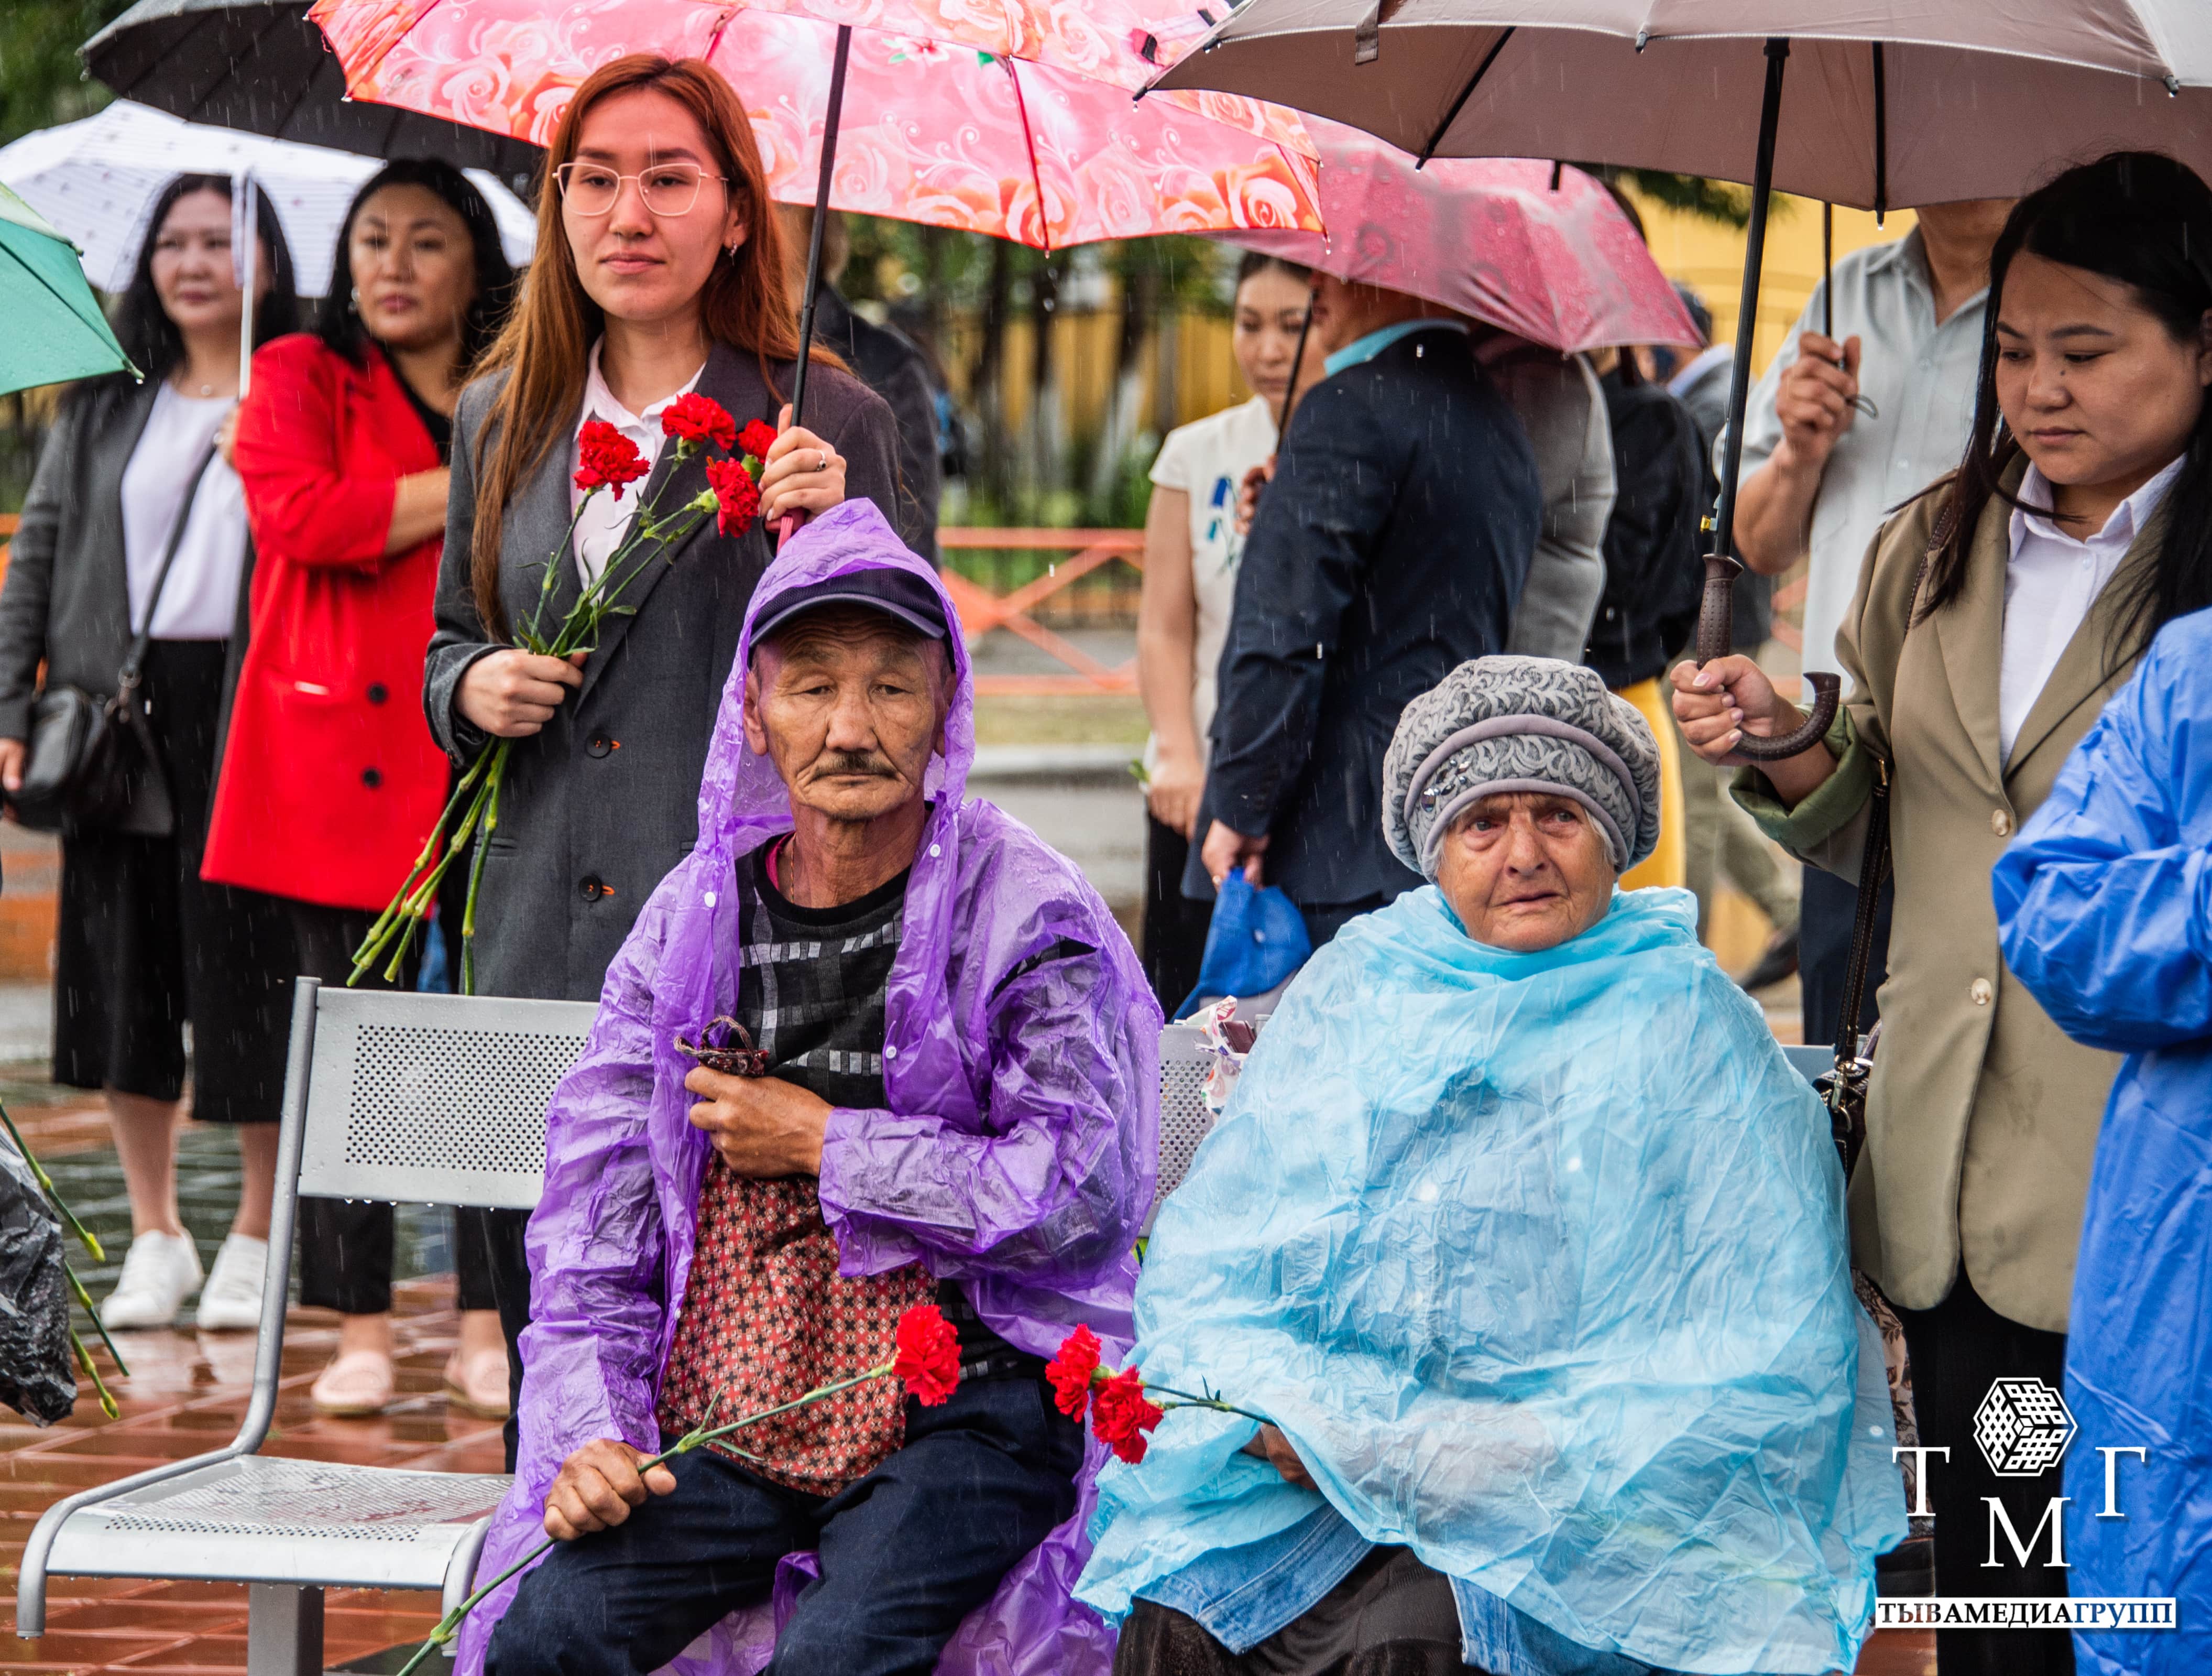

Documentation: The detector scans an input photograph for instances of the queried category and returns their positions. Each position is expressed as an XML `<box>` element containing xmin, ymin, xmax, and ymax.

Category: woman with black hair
<box><xmin>1674</xmin><ymin>150</ymin><xmax>2212</xmax><ymax>1676</ymax></box>
<box><xmin>208</xmin><ymin>159</ymin><xmax>516</xmax><ymax>1418</ymax></box>
<box><xmin>0</xmin><ymin>173</ymin><xmax>300</xmax><ymax>1334</ymax></box>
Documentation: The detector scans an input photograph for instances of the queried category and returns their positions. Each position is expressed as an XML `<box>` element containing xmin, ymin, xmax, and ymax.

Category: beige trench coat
<box><xmin>1737</xmin><ymin>459</ymin><xmax>2142</xmax><ymax>1332</ymax></box>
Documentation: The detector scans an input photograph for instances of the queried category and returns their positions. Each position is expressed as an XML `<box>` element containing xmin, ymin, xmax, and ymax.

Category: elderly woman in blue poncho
<box><xmin>1079</xmin><ymin>656</ymin><xmax>1906</xmax><ymax>1676</ymax></box>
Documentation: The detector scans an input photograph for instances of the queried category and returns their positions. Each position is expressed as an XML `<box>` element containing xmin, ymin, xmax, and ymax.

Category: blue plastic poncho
<box><xmin>1078</xmin><ymin>886</ymin><xmax>1905</xmax><ymax>1675</ymax></box>
<box><xmin>1993</xmin><ymin>608</ymin><xmax>2212</xmax><ymax>1676</ymax></box>
<box><xmin>455</xmin><ymin>502</ymin><xmax>1160</xmax><ymax>1676</ymax></box>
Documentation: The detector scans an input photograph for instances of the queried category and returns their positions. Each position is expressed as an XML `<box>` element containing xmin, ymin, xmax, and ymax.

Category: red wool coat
<box><xmin>203</xmin><ymin>334</ymin><xmax>451</xmax><ymax>911</ymax></box>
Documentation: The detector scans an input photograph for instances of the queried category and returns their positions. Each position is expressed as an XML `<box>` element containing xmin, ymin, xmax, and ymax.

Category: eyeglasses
<box><xmin>554</xmin><ymin>161</ymin><xmax>728</xmax><ymax>218</ymax></box>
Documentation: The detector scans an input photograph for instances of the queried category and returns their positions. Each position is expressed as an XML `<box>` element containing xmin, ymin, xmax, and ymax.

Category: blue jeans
<box><xmin>485</xmin><ymin>1374</ymin><xmax>1083</xmax><ymax>1676</ymax></box>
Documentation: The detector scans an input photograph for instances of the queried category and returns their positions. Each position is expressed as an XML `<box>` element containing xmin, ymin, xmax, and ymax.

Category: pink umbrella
<box><xmin>306</xmin><ymin>0</ymin><xmax>1322</xmax><ymax>252</ymax></box>
<box><xmin>1230</xmin><ymin>120</ymin><xmax>1699</xmax><ymax>356</ymax></box>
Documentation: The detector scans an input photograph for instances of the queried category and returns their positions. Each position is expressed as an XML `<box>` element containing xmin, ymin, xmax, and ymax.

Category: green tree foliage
<box><xmin>0</xmin><ymin>0</ymin><xmax>130</xmax><ymax>147</ymax></box>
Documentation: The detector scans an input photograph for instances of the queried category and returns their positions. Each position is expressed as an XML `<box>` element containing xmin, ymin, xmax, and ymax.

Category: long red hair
<box><xmin>468</xmin><ymin>56</ymin><xmax>827</xmax><ymax>635</ymax></box>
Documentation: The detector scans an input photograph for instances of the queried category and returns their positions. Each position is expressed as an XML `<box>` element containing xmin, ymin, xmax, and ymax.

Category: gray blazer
<box><xmin>424</xmin><ymin>342</ymin><xmax>900</xmax><ymax>1002</ymax></box>
<box><xmin>0</xmin><ymin>383</ymin><xmax>163</xmax><ymax>745</ymax></box>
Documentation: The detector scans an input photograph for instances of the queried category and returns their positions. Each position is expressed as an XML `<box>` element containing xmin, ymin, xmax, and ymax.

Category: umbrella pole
<box><xmin>788</xmin><ymin>23</ymin><xmax>852</xmax><ymax>430</ymax></box>
<box><xmin>237</xmin><ymin>175</ymin><xmax>257</xmax><ymax>401</ymax></box>
<box><xmin>1276</xmin><ymin>277</ymin><xmax>1319</xmax><ymax>443</ymax></box>
<box><xmin>1822</xmin><ymin>201</ymin><xmax>1833</xmax><ymax>339</ymax></box>
<box><xmin>1698</xmin><ymin>36</ymin><xmax>1841</xmax><ymax>760</ymax></box>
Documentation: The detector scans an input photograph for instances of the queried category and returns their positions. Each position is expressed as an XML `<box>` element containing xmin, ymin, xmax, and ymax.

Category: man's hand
<box><xmin>0</xmin><ymin>737</ymin><xmax>25</xmax><ymax>806</ymax></box>
<box><xmin>543</xmin><ymin>1439</ymin><xmax>676</xmax><ymax>1540</ymax></box>
<box><xmin>1200</xmin><ymin>819</ymin><xmax>1268</xmax><ymax>889</ymax></box>
<box><xmin>685</xmin><ymin>1064</ymin><xmax>831</xmax><ymax>1177</ymax></box>
<box><xmin>1773</xmin><ymin>332</ymin><xmax>1862</xmax><ymax>474</ymax></box>
<box><xmin>1243</xmin><ymin>1424</ymin><xmax>1315</xmax><ymax>1489</ymax></box>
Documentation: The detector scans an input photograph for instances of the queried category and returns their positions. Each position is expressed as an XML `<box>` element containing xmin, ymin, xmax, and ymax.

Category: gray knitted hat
<box><xmin>1382</xmin><ymin>655</ymin><xmax>1663</xmax><ymax>878</ymax></box>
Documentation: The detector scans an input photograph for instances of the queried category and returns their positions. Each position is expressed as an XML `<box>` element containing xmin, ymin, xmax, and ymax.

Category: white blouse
<box><xmin>1999</xmin><ymin>455</ymin><xmax>2182</xmax><ymax>763</ymax></box>
<box><xmin>118</xmin><ymin>382</ymin><xmax>249</xmax><ymax>640</ymax></box>
<box><xmin>569</xmin><ymin>340</ymin><xmax>705</xmax><ymax>588</ymax></box>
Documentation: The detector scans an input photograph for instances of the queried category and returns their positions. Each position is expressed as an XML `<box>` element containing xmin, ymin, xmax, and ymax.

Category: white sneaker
<box><xmin>100</xmin><ymin>1229</ymin><xmax>204</xmax><ymax>1330</ymax></box>
<box><xmin>194</xmin><ymin>1233</ymin><xmax>268</xmax><ymax>1331</ymax></box>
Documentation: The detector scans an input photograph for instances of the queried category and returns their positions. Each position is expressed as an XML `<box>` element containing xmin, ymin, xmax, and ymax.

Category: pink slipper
<box><xmin>311</xmin><ymin>1348</ymin><xmax>396</xmax><ymax>1417</ymax></box>
<box><xmin>443</xmin><ymin>1344</ymin><xmax>511</xmax><ymax>1419</ymax></box>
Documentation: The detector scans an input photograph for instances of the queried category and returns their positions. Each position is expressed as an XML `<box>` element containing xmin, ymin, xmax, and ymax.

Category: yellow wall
<box><xmin>1617</xmin><ymin>190</ymin><xmax>1915</xmax><ymax>375</ymax></box>
<box><xmin>937</xmin><ymin>189</ymin><xmax>1918</xmax><ymax>442</ymax></box>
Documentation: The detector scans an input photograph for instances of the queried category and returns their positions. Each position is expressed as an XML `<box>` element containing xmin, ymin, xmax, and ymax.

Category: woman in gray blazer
<box><xmin>420</xmin><ymin>57</ymin><xmax>899</xmax><ymax>1455</ymax></box>
<box><xmin>0</xmin><ymin>175</ymin><xmax>299</xmax><ymax>1334</ymax></box>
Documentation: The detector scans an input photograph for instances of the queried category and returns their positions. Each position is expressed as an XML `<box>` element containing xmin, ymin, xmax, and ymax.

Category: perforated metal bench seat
<box><xmin>19</xmin><ymin>981</ymin><xmax>599</xmax><ymax>1676</ymax></box>
<box><xmin>47</xmin><ymin>1456</ymin><xmax>511</xmax><ymax>1596</ymax></box>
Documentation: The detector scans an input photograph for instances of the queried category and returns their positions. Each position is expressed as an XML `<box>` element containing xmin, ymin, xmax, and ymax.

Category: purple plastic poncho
<box><xmin>455</xmin><ymin>499</ymin><xmax>1161</xmax><ymax>1676</ymax></box>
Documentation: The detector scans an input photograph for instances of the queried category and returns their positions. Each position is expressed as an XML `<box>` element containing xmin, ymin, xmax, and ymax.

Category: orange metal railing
<box><xmin>938</xmin><ymin>527</ymin><xmax>1143</xmax><ymax>697</ymax></box>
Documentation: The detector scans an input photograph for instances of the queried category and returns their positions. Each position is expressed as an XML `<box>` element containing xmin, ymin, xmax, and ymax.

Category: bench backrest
<box><xmin>295</xmin><ymin>986</ymin><xmax>598</xmax><ymax>1210</ymax></box>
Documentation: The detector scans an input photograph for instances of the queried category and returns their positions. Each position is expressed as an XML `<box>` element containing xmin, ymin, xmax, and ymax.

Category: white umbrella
<box><xmin>1156</xmin><ymin>0</ymin><xmax>2212</xmax><ymax>757</ymax></box>
<box><xmin>0</xmin><ymin>99</ymin><xmax>535</xmax><ymax>297</ymax></box>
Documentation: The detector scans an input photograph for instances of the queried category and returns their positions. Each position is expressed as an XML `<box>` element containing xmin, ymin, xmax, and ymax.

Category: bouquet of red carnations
<box><xmin>351</xmin><ymin>397</ymin><xmax>778</xmax><ymax>992</ymax></box>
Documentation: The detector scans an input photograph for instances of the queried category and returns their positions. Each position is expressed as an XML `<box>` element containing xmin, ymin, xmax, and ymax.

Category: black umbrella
<box><xmin>84</xmin><ymin>0</ymin><xmax>541</xmax><ymax>193</ymax></box>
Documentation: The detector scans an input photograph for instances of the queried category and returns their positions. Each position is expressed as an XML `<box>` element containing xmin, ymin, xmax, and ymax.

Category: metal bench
<box><xmin>16</xmin><ymin>977</ymin><xmax>597</xmax><ymax>1674</ymax></box>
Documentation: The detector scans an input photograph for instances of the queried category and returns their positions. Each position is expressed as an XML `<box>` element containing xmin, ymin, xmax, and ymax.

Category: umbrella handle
<box><xmin>1695</xmin><ymin>552</ymin><xmax>1839</xmax><ymax>760</ymax></box>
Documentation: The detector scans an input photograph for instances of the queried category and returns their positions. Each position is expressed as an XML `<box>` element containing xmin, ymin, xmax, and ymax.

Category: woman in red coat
<box><xmin>208</xmin><ymin>159</ymin><xmax>515</xmax><ymax>1419</ymax></box>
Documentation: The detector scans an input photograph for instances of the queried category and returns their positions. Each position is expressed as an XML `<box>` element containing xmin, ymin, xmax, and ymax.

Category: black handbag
<box><xmin>8</xmin><ymin>442</ymin><xmax>219</xmax><ymax>836</ymax></box>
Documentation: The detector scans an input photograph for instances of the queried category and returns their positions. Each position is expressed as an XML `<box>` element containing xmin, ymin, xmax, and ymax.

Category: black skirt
<box><xmin>54</xmin><ymin>639</ymin><xmax>294</xmax><ymax>1121</ymax></box>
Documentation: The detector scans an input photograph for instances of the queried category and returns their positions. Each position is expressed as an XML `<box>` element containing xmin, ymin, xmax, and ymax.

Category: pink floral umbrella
<box><xmin>1230</xmin><ymin>119</ymin><xmax>1700</xmax><ymax>356</ymax></box>
<box><xmin>306</xmin><ymin>0</ymin><xmax>1322</xmax><ymax>252</ymax></box>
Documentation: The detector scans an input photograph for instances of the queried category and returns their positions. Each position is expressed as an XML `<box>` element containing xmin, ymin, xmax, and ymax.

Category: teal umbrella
<box><xmin>0</xmin><ymin>181</ymin><xmax>134</xmax><ymax>397</ymax></box>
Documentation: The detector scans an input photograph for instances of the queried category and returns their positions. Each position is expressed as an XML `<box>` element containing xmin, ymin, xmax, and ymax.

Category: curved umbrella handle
<box><xmin>1694</xmin><ymin>552</ymin><xmax>1839</xmax><ymax>762</ymax></box>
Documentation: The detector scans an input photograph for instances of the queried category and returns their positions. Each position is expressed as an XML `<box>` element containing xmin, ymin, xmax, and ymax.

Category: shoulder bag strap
<box><xmin>1832</xmin><ymin>536</ymin><xmax>1937</xmax><ymax>1066</ymax></box>
<box><xmin>118</xmin><ymin>438</ymin><xmax>222</xmax><ymax>695</ymax></box>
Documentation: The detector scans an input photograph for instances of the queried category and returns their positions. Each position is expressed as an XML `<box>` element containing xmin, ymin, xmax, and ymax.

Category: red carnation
<box><xmin>706</xmin><ymin>455</ymin><xmax>763</xmax><ymax>539</ymax></box>
<box><xmin>738</xmin><ymin>418</ymin><xmax>781</xmax><ymax>462</ymax></box>
<box><xmin>574</xmin><ymin>419</ymin><xmax>649</xmax><ymax>499</ymax></box>
<box><xmin>1090</xmin><ymin>1367</ymin><xmax>1165</xmax><ymax>1464</ymax></box>
<box><xmin>892</xmin><ymin>1303</ymin><xmax>962</xmax><ymax>1407</ymax></box>
<box><xmin>662</xmin><ymin>392</ymin><xmax>738</xmax><ymax>452</ymax></box>
<box><xmin>1046</xmin><ymin>1325</ymin><xmax>1104</xmax><ymax>1421</ymax></box>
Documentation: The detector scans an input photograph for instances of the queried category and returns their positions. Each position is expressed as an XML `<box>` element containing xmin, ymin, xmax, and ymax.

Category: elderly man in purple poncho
<box><xmin>454</xmin><ymin>500</ymin><xmax>1160</xmax><ymax>1676</ymax></box>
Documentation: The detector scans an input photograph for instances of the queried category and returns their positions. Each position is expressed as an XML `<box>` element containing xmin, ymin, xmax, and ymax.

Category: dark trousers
<box><xmin>1144</xmin><ymin>814</ymin><xmax>1213</xmax><ymax>1017</ymax></box>
<box><xmin>288</xmin><ymin>900</ymin><xmax>498</xmax><ymax>1317</ymax></box>
<box><xmin>487</xmin><ymin>1375</ymin><xmax>1083</xmax><ymax>1676</ymax></box>
<box><xmin>1797</xmin><ymin>865</ymin><xmax>1892</xmax><ymax>1047</ymax></box>
<box><xmin>1299</xmin><ymin>895</ymin><xmax>1387</xmax><ymax>954</ymax></box>
<box><xmin>1892</xmin><ymin>1274</ymin><xmax>2075</xmax><ymax>1676</ymax></box>
<box><xmin>54</xmin><ymin>639</ymin><xmax>293</xmax><ymax>1120</ymax></box>
<box><xmin>484</xmin><ymin>1204</ymin><xmax>530</xmax><ymax>1470</ymax></box>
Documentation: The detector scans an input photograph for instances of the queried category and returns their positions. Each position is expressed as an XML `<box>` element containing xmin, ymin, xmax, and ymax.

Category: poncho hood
<box><xmin>458</xmin><ymin>501</ymin><xmax>1158</xmax><ymax>1676</ymax></box>
<box><xmin>1079</xmin><ymin>886</ymin><xmax>1906</xmax><ymax>1675</ymax></box>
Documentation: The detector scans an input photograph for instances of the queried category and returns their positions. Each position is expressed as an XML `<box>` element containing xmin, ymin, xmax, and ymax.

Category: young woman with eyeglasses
<box><xmin>424</xmin><ymin>55</ymin><xmax>898</xmax><ymax>1453</ymax></box>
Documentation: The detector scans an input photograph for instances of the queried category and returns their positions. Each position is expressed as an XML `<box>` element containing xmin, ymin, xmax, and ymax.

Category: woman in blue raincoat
<box><xmin>1082</xmin><ymin>656</ymin><xmax>1904</xmax><ymax>1676</ymax></box>
<box><xmin>1994</xmin><ymin>607</ymin><xmax>2212</xmax><ymax>1676</ymax></box>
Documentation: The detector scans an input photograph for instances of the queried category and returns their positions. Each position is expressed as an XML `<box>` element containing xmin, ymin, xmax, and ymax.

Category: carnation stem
<box><xmin>1</xmin><ymin>1101</ymin><xmax>102</xmax><ymax>1260</ymax></box>
<box><xmin>389</xmin><ymin>1359</ymin><xmax>899</xmax><ymax>1676</ymax></box>
<box><xmin>459</xmin><ymin>748</ymin><xmax>507</xmax><ymax>995</ymax></box>
<box><xmin>1141</xmin><ymin>1384</ymin><xmax>1273</xmax><ymax>1427</ymax></box>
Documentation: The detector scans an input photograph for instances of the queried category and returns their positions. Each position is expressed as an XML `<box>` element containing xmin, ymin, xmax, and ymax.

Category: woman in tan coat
<box><xmin>1675</xmin><ymin>151</ymin><xmax>2212</xmax><ymax>1676</ymax></box>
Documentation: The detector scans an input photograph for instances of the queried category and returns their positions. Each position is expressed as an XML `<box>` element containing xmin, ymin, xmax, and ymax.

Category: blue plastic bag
<box><xmin>1176</xmin><ymin>873</ymin><xmax>1311</xmax><ymax>1020</ymax></box>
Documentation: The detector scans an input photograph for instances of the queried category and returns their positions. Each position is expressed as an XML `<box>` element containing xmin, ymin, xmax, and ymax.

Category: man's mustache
<box><xmin>806</xmin><ymin>751</ymin><xmax>901</xmax><ymax>780</ymax></box>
